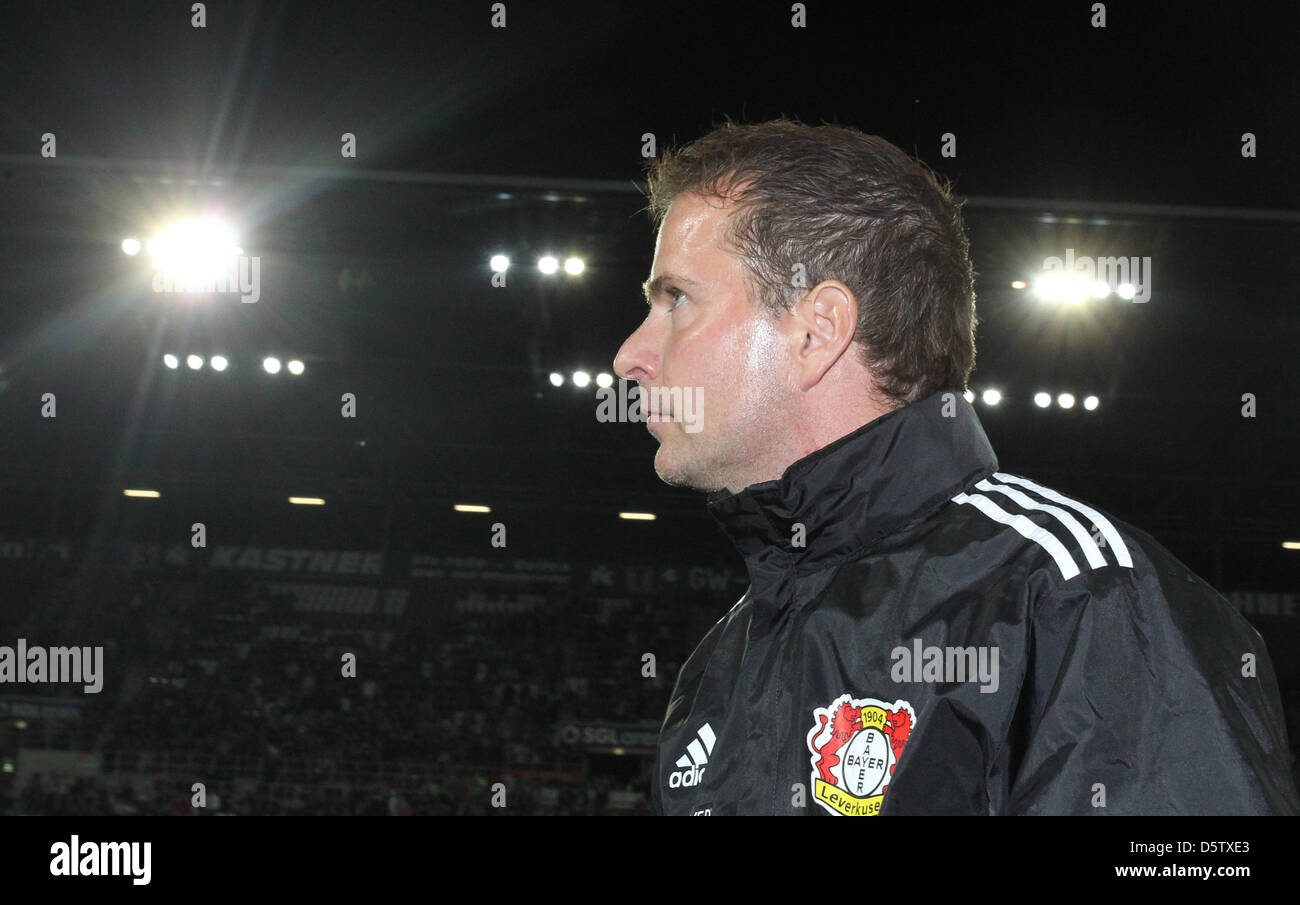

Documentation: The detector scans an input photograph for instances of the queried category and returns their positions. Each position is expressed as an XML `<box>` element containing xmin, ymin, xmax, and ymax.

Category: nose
<box><xmin>613</xmin><ymin>318</ymin><xmax>660</xmax><ymax>383</ymax></box>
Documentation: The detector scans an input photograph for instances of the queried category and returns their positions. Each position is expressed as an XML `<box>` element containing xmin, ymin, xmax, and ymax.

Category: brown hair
<box><xmin>644</xmin><ymin>116</ymin><xmax>977</xmax><ymax>409</ymax></box>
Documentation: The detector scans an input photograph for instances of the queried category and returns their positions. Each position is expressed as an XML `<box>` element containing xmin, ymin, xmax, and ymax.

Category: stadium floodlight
<box><xmin>1117</xmin><ymin>283</ymin><xmax>1136</xmax><ymax>300</ymax></box>
<box><xmin>121</xmin><ymin>238</ymin><xmax>141</xmax><ymax>256</ymax></box>
<box><xmin>210</xmin><ymin>355</ymin><xmax>228</xmax><ymax>372</ymax></box>
<box><xmin>1083</xmin><ymin>395</ymin><xmax>1100</xmax><ymax>411</ymax></box>
<box><xmin>1033</xmin><ymin>274</ymin><xmax>1063</xmax><ymax>301</ymax></box>
<box><xmin>1034</xmin><ymin>392</ymin><xmax>1052</xmax><ymax>408</ymax></box>
<box><xmin>981</xmin><ymin>389</ymin><xmax>1002</xmax><ymax>406</ymax></box>
<box><xmin>1011</xmin><ymin>280</ymin><xmax>1026</xmax><ymax>290</ymax></box>
<box><xmin>1091</xmin><ymin>281</ymin><xmax>1111</xmax><ymax>299</ymax></box>
<box><xmin>263</xmin><ymin>357</ymin><xmax>281</xmax><ymax>374</ymax></box>
<box><xmin>163</xmin><ymin>353</ymin><xmax>179</xmax><ymax>369</ymax></box>
<box><xmin>454</xmin><ymin>504</ymin><xmax>491</xmax><ymax>513</ymax></box>
<box><xmin>537</xmin><ymin>256</ymin><xmax>559</xmax><ymax>275</ymax></box>
<box><xmin>287</xmin><ymin>359</ymin><xmax>305</xmax><ymax>376</ymax></box>
<box><xmin>548</xmin><ymin>371</ymin><xmax>564</xmax><ymax>387</ymax></box>
<box><xmin>572</xmin><ymin>370</ymin><xmax>591</xmax><ymax>388</ymax></box>
<box><xmin>1057</xmin><ymin>393</ymin><xmax>1076</xmax><ymax>409</ymax></box>
<box><xmin>490</xmin><ymin>254</ymin><xmax>510</xmax><ymax>273</ymax></box>
<box><xmin>1283</xmin><ymin>541</ymin><xmax>1300</xmax><ymax>551</ymax></box>
<box><xmin>186</xmin><ymin>354</ymin><xmax>204</xmax><ymax>370</ymax></box>
<box><xmin>595</xmin><ymin>372</ymin><xmax>614</xmax><ymax>388</ymax></box>
<box><xmin>619</xmin><ymin>512</ymin><xmax>656</xmax><ymax>521</ymax></box>
<box><xmin>146</xmin><ymin>218</ymin><xmax>241</xmax><ymax>289</ymax></box>
<box><xmin>123</xmin><ymin>489</ymin><xmax>161</xmax><ymax>498</ymax></box>
<box><xmin>564</xmin><ymin>257</ymin><xmax>585</xmax><ymax>275</ymax></box>
<box><xmin>288</xmin><ymin>496</ymin><xmax>326</xmax><ymax>506</ymax></box>
<box><xmin>1060</xmin><ymin>274</ymin><xmax>1091</xmax><ymax>304</ymax></box>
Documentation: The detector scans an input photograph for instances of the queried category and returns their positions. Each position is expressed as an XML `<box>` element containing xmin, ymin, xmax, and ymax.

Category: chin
<box><xmin>653</xmin><ymin>447</ymin><xmax>721</xmax><ymax>493</ymax></box>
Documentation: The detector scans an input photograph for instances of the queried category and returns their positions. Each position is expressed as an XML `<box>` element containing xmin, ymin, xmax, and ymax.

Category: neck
<box><xmin>726</xmin><ymin>389</ymin><xmax>894</xmax><ymax>493</ymax></box>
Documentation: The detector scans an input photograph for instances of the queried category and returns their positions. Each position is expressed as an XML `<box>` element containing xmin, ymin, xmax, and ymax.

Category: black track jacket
<box><xmin>653</xmin><ymin>389</ymin><xmax>1299</xmax><ymax>815</ymax></box>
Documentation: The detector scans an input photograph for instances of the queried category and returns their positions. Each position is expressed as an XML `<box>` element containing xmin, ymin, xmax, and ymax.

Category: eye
<box><xmin>668</xmin><ymin>288</ymin><xmax>687</xmax><ymax>311</ymax></box>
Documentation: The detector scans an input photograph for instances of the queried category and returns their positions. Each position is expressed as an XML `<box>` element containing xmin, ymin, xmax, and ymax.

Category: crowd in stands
<box><xmin>5</xmin><ymin>559</ymin><xmax>1297</xmax><ymax>814</ymax></box>
<box><xmin>0</xmin><ymin>560</ymin><xmax>707</xmax><ymax>815</ymax></box>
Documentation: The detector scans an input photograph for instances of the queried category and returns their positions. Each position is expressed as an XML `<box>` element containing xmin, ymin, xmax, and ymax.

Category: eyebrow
<box><xmin>641</xmin><ymin>273</ymin><xmax>700</xmax><ymax>306</ymax></box>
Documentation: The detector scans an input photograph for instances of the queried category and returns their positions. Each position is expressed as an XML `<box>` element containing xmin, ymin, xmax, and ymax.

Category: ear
<box><xmin>784</xmin><ymin>280</ymin><xmax>859</xmax><ymax>391</ymax></box>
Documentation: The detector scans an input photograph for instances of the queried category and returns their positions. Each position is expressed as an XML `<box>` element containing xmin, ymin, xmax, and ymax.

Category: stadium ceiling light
<box><xmin>1011</xmin><ymin>280</ymin><xmax>1026</xmax><ymax>290</ymax></box>
<box><xmin>537</xmin><ymin>256</ymin><xmax>559</xmax><ymax>275</ymax></box>
<box><xmin>454</xmin><ymin>504</ymin><xmax>491</xmax><ymax>513</ymax></box>
<box><xmin>287</xmin><ymin>359</ymin><xmax>305</xmax><ymax>376</ymax></box>
<box><xmin>121</xmin><ymin>238</ymin><xmax>141</xmax><ymax>256</ymax></box>
<box><xmin>288</xmin><ymin>497</ymin><xmax>326</xmax><ymax>506</ymax></box>
<box><xmin>548</xmin><ymin>371</ymin><xmax>564</xmax><ymax>387</ymax></box>
<box><xmin>619</xmin><ymin>512</ymin><xmax>656</xmax><ymax>521</ymax></box>
<box><xmin>490</xmin><ymin>254</ymin><xmax>509</xmax><ymax>273</ymax></box>
<box><xmin>186</xmin><ymin>354</ymin><xmax>204</xmax><ymax>370</ymax></box>
<box><xmin>1034</xmin><ymin>392</ymin><xmax>1052</xmax><ymax>408</ymax></box>
<box><xmin>146</xmin><ymin>218</ymin><xmax>241</xmax><ymax>286</ymax></box>
<box><xmin>981</xmin><ymin>389</ymin><xmax>1001</xmax><ymax>406</ymax></box>
<box><xmin>1117</xmin><ymin>283</ymin><xmax>1136</xmax><ymax>300</ymax></box>
<box><xmin>1083</xmin><ymin>395</ymin><xmax>1100</xmax><ymax>411</ymax></box>
<box><xmin>263</xmin><ymin>357</ymin><xmax>282</xmax><ymax>375</ymax></box>
<box><xmin>123</xmin><ymin>489</ymin><xmax>161</xmax><ymax>498</ymax></box>
<box><xmin>563</xmin><ymin>257</ymin><xmax>585</xmax><ymax>275</ymax></box>
<box><xmin>1057</xmin><ymin>393</ymin><xmax>1076</xmax><ymax>409</ymax></box>
<box><xmin>210</xmin><ymin>355</ymin><xmax>228</xmax><ymax>372</ymax></box>
<box><xmin>572</xmin><ymin>370</ymin><xmax>591</xmax><ymax>388</ymax></box>
<box><xmin>163</xmin><ymin>353</ymin><xmax>179</xmax><ymax>369</ymax></box>
<box><xmin>1060</xmin><ymin>275</ymin><xmax>1090</xmax><ymax>304</ymax></box>
<box><xmin>1282</xmin><ymin>541</ymin><xmax>1300</xmax><ymax>551</ymax></box>
<box><xmin>595</xmin><ymin>372</ymin><xmax>614</xmax><ymax>388</ymax></box>
<box><xmin>1033</xmin><ymin>274</ymin><xmax>1062</xmax><ymax>301</ymax></box>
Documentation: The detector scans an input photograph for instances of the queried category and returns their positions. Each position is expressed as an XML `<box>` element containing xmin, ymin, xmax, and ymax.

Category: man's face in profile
<box><xmin>614</xmin><ymin>192</ymin><xmax>794</xmax><ymax>494</ymax></box>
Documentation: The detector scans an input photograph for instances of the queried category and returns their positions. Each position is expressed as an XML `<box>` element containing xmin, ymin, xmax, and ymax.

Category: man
<box><xmin>613</xmin><ymin>117</ymin><xmax>1299</xmax><ymax>816</ymax></box>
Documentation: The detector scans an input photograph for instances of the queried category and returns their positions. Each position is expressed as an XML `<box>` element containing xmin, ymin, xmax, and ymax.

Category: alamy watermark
<box><xmin>152</xmin><ymin>255</ymin><xmax>261</xmax><ymax>303</ymax></box>
<box><xmin>0</xmin><ymin>639</ymin><xmax>103</xmax><ymax>693</ymax></box>
<box><xmin>1041</xmin><ymin>248</ymin><xmax>1151</xmax><ymax>302</ymax></box>
<box><xmin>891</xmin><ymin>638</ymin><xmax>999</xmax><ymax>694</ymax></box>
<box><xmin>596</xmin><ymin>379</ymin><xmax>703</xmax><ymax>433</ymax></box>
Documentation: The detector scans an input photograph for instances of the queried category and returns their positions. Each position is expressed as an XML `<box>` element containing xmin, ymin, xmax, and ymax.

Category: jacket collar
<box><xmin>706</xmin><ymin>389</ymin><xmax>999</xmax><ymax>588</ymax></box>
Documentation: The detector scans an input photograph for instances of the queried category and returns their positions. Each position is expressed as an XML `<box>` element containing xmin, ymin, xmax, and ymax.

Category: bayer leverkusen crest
<box><xmin>807</xmin><ymin>694</ymin><xmax>915</xmax><ymax>816</ymax></box>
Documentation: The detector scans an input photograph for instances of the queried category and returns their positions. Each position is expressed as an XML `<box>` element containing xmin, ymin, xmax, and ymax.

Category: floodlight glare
<box><xmin>1060</xmin><ymin>274</ymin><xmax>1090</xmax><ymax>304</ymax></box>
<box><xmin>147</xmin><ymin>219</ymin><xmax>241</xmax><ymax>289</ymax></box>
<box><xmin>595</xmin><ymin>372</ymin><xmax>613</xmax><ymax>388</ymax></box>
<box><xmin>1034</xmin><ymin>392</ymin><xmax>1051</xmax><ymax>408</ymax></box>
<box><xmin>287</xmin><ymin>359</ymin><xmax>305</xmax><ymax>376</ymax></box>
<box><xmin>549</xmin><ymin>372</ymin><xmax>564</xmax><ymax>387</ymax></box>
<box><xmin>186</xmin><ymin>354</ymin><xmax>204</xmax><ymax>370</ymax></box>
<box><xmin>490</xmin><ymin>254</ymin><xmax>510</xmax><ymax>273</ymax></box>
<box><xmin>1033</xmin><ymin>274</ymin><xmax>1063</xmax><ymax>301</ymax></box>
<box><xmin>210</xmin><ymin>355</ymin><xmax>228</xmax><ymax>372</ymax></box>
<box><xmin>982</xmin><ymin>389</ymin><xmax>1002</xmax><ymax>406</ymax></box>
<box><xmin>263</xmin><ymin>357</ymin><xmax>282</xmax><ymax>374</ymax></box>
<box><xmin>163</xmin><ymin>354</ymin><xmax>179</xmax><ymax>369</ymax></box>
<box><xmin>538</xmin><ymin>256</ymin><xmax>559</xmax><ymax>274</ymax></box>
<box><xmin>564</xmin><ymin>257</ymin><xmax>585</xmax><ymax>275</ymax></box>
<box><xmin>572</xmin><ymin>370</ymin><xmax>591</xmax><ymax>388</ymax></box>
<box><xmin>121</xmin><ymin>238</ymin><xmax>141</xmax><ymax>256</ymax></box>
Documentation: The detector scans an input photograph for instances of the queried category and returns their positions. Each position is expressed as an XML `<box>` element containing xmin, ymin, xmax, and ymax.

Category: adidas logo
<box><xmin>669</xmin><ymin>723</ymin><xmax>716</xmax><ymax>788</ymax></box>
